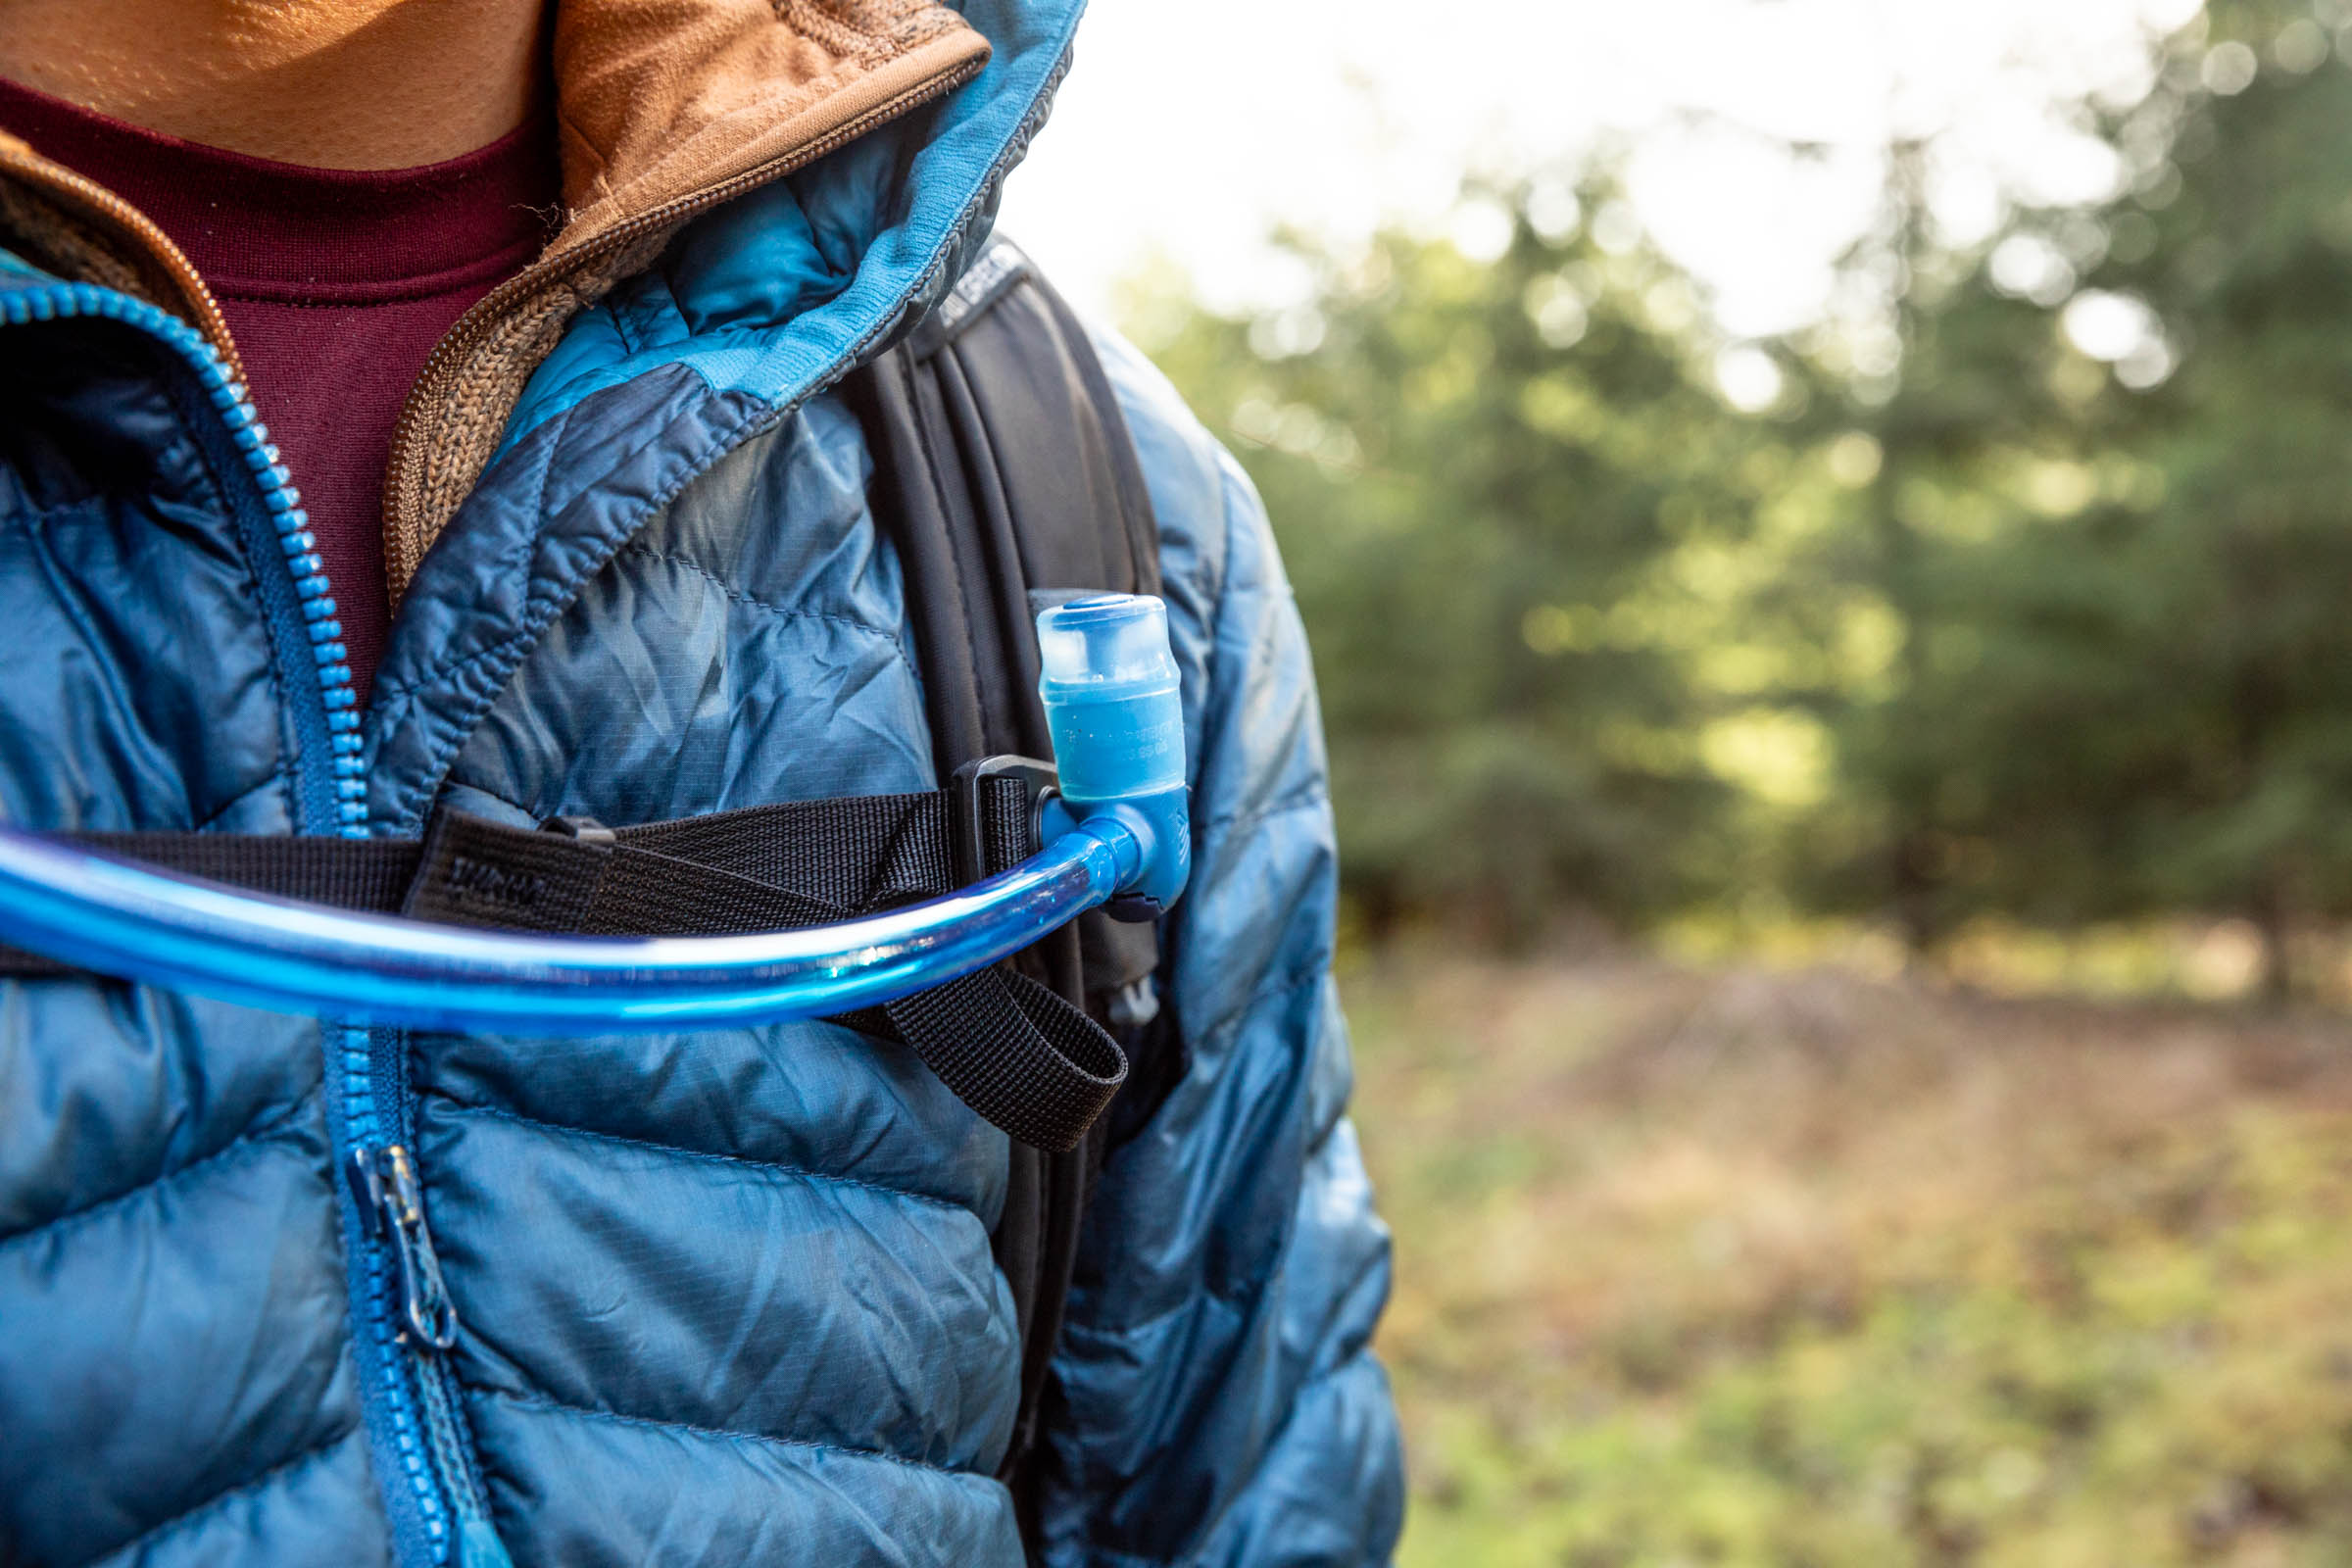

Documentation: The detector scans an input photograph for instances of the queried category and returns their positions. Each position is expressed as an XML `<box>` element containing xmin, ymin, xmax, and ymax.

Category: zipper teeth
<box><xmin>0</xmin><ymin>281</ymin><xmax>367</xmax><ymax>833</ymax></box>
<box><xmin>379</xmin><ymin>49</ymin><xmax>989</xmax><ymax>587</ymax></box>
<box><xmin>0</xmin><ymin>279</ymin><xmax>447</xmax><ymax>1544</ymax></box>
<box><xmin>3</xmin><ymin>44</ymin><xmax>1036</xmax><ymax>1563</ymax></box>
<box><xmin>0</xmin><ymin>145</ymin><xmax>244</xmax><ymax>381</ymax></box>
<box><xmin>349</xmin><ymin>1039</ymin><xmax>454</xmax><ymax>1557</ymax></box>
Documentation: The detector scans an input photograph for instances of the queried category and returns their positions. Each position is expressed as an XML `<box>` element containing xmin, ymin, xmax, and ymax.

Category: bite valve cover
<box><xmin>1036</xmin><ymin>594</ymin><xmax>1190</xmax><ymax>906</ymax></box>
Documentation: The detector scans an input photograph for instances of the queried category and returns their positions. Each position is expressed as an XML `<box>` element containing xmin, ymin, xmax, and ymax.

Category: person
<box><xmin>0</xmin><ymin>2</ymin><xmax>1404</xmax><ymax>1565</ymax></box>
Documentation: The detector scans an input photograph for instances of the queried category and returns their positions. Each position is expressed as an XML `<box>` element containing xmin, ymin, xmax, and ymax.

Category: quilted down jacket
<box><xmin>0</xmin><ymin>1</ymin><xmax>1404</xmax><ymax>1564</ymax></box>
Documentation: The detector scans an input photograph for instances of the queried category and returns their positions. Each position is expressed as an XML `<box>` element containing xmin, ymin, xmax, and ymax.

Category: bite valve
<box><xmin>1036</xmin><ymin>594</ymin><xmax>1191</xmax><ymax>913</ymax></box>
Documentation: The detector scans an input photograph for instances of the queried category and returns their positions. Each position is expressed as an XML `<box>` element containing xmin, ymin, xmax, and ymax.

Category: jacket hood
<box><xmin>497</xmin><ymin>0</ymin><xmax>1080</xmax><ymax>462</ymax></box>
<box><xmin>548</xmin><ymin>0</ymin><xmax>984</xmax><ymax>258</ymax></box>
<box><xmin>0</xmin><ymin>0</ymin><xmax>1087</xmax><ymax>593</ymax></box>
<box><xmin>393</xmin><ymin>0</ymin><xmax>1085</xmax><ymax>588</ymax></box>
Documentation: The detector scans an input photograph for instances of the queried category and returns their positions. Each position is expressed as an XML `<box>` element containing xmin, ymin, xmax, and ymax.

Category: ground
<box><xmin>1347</xmin><ymin>948</ymin><xmax>2352</xmax><ymax>1566</ymax></box>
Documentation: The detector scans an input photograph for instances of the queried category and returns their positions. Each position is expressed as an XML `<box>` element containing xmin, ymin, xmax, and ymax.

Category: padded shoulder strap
<box><xmin>849</xmin><ymin>240</ymin><xmax>1169</xmax><ymax>1012</ymax></box>
<box><xmin>855</xmin><ymin>238</ymin><xmax>1161</xmax><ymax>769</ymax></box>
<box><xmin>843</xmin><ymin>237</ymin><xmax>1172</xmax><ymax>1525</ymax></box>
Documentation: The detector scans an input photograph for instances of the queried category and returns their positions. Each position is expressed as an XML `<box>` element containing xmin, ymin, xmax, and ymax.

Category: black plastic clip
<box><xmin>1102</xmin><ymin>894</ymin><xmax>1163</xmax><ymax>924</ymax></box>
<box><xmin>951</xmin><ymin>755</ymin><xmax>1059</xmax><ymax>884</ymax></box>
<box><xmin>539</xmin><ymin>814</ymin><xmax>617</xmax><ymax>845</ymax></box>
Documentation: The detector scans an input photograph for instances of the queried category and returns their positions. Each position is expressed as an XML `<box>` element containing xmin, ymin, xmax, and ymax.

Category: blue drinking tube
<box><xmin>0</xmin><ymin>595</ymin><xmax>1190</xmax><ymax>1032</ymax></box>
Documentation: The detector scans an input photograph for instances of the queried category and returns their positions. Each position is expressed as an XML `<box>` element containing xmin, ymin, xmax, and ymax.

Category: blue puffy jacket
<box><xmin>0</xmin><ymin>2</ymin><xmax>1404</xmax><ymax>1565</ymax></box>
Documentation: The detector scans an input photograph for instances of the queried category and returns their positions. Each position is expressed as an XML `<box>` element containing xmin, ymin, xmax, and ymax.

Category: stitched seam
<box><xmin>368</xmin><ymin>617</ymin><xmax>536</xmax><ymax>710</ymax></box>
<box><xmin>477</xmin><ymin>1387</ymin><xmax>986</xmax><ymax>1478</ymax></box>
<box><xmin>1093</xmin><ymin>1257</ymin><xmax>1269</xmax><ymax>1335</ymax></box>
<box><xmin>73</xmin><ymin>1422</ymin><xmax>356</xmax><ymax>1568</ymax></box>
<box><xmin>0</xmin><ymin>507</ymin><xmax>297</xmax><ymax>835</ymax></box>
<box><xmin>431</xmin><ymin>776</ymin><xmax>540</xmax><ymax>820</ymax></box>
<box><xmin>1196</xmin><ymin>961</ymin><xmax>1328</xmax><ymax>1053</ymax></box>
<box><xmin>146</xmin><ymin>364</ymin><xmax>308</xmax><ymax>832</ymax></box>
<box><xmin>1070</xmin><ymin>969</ymin><xmax>1332</xmax><ymax>1338</ymax></box>
<box><xmin>386</xmin><ymin>399</ymin><xmax>774</xmax><ymax>829</ymax></box>
<box><xmin>0</xmin><ymin>1085</ymin><xmax>319</xmax><ymax>1251</ymax></box>
<box><xmin>1196</xmin><ymin>786</ymin><xmax>1328</xmax><ymax>844</ymax></box>
<box><xmin>533</xmin><ymin>400</ymin><xmax>573</xmax><ymax>570</ymax></box>
<box><xmin>607</xmin><ymin>289</ymin><xmax>646</xmax><ymax>359</ymax></box>
<box><xmin>187</xmin><ymin>771</ymin><xmax>296</xmax><ymax>833</ymax></box>
<box><xmin>1056</xmin><ymin>1346</ymin><xmax>1386</xmax><ymax>1568</ymax></box>
<box><xmin>367</xmin><ymin>403</ymin><xmax>578</xmax><ymax>709</ymax></box>
<box><xmin>384</xmin><ymin>36</ymin><xmax>1072</xmax><ymax>818</ymax></box>
<box><xmin>1066</xmin><ymin>970</ymin><xmax>1334</xmax><ymax>1341</ymax></box>
<box><xmin>616</xmin><ymin>542</ymin><xmax>916</xmax><ymax>659</ymax></box>
<box><xmin>377</xmin><ymin>32</ymin><xmax>1062</xmax><ymax>746</ymax></box>
<box><xmin>1077</xmin><ymin>967</ymin><xmax>1339</xmax><ymax>1334</ymax></box>
<box><xmin>425</xmin><ymin>1096</ymin><xmax>969</xmax><ymax>1215</ymax></box>
<box><xmin>1193</xmin><ymin>1344</ymin><xmax>1386</xmax><ymax>1561</ymax></box>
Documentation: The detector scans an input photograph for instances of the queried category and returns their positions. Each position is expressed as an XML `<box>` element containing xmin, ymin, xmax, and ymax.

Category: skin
<box><xmin>0</xmin><ymin>0</ymin><xmax>550</xmax><ymax>169</ymax></box>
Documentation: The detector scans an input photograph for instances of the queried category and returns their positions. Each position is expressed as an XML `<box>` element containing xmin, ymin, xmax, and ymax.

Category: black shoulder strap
<box><xmin>856</xmin><ymin>239</ymin><xmax>1162</xmax><ymax>769</ymax></box>
<box><xmin>843</xmin><ymin>238</ymin><xmax>1179</xmax><ymax>1529</ymax></box>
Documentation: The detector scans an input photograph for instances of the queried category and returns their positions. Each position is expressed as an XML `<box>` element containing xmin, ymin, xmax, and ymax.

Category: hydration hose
<box><xmin>0</xmin><ymin>595</ymin><xmax>1190</xmax><ymax>1032</ymax></box>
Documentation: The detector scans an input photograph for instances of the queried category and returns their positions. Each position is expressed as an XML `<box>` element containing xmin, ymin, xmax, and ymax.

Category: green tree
<box><xmin>1144</xmin><ymin>192</ymin><xmax>1780</xmax><ymax>938</ymax></box>
<box><xmin>1821</xmin><ymin>0</ymin><xmax>2352</xmax><ymax>993</ymax></box>
<box><xmin>1139</xmin><ymin>0</ymin><xmax>2352</xmax><ymax>992</ymax></box>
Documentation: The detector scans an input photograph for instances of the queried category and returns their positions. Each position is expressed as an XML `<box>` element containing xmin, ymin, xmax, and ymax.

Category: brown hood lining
<box><xmin>550</xmin><ymin>0</ymin><xmax>986</xmax><ymax>260</ymax></box>
<box><xmin>374</xmin><ymin>0</ymin><xmax>989</xmax><ymax>591</ymax></box>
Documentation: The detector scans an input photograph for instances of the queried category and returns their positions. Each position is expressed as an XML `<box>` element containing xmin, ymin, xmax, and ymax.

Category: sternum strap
<box><xmin>0</xmin><ymin>781</ymin><xmax>1125</xmax><ymax>1152</ymax></box>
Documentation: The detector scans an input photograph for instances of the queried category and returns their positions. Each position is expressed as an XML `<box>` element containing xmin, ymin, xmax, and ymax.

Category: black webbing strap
<box><xmin>0</xmin><ymin>833</ymin><xmax>427</xmax><ymax>914</ymax></box>
<box><xmin>881</xmin><ymin>969</ymin><xmax>1123</xmax><ymax>1152</ymax></box>
<box><xmin>0</xmin><ymin>779</ymin><xmax>1127</xmax><ymax>1152</ymax></box>
<box><xmin>845</xmin><ymin>238</ymin><xmax>1175</xmax><ymax>1519</ymax></box>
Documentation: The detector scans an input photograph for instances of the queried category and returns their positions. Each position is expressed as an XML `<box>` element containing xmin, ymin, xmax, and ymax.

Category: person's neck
<box><xmin>0</xmin><ymin>0</ymin><xmax>549</xmax><ymax>170</ymax></box>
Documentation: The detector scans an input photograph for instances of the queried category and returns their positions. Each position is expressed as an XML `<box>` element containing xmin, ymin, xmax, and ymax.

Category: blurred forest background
<box><xmin>1137</xmin><ymin>0</ymin><xmax>2352</xmax><ymax>1001</ymax></box>
<box><xmin>1105</xmin><ymin>0</ymin><xmax>2352</xmax><ymax>1561</ymax></box>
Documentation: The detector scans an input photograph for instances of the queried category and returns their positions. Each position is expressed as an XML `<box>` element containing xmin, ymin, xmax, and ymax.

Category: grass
<box><xmin>1344</xmin><ymin>947</ymin><xmax>2352</xmax><ymax>1566</ymax></box>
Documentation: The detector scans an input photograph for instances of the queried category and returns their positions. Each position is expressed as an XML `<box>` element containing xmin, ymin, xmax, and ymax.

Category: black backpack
<box><xmin>844</xmin><ymin>237</ymin><xmax>1185</xmax><ymax>1528</ymax></box>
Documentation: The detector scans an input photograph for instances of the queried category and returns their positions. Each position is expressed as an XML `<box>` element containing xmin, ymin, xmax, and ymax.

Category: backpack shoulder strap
<box><xmin>853</xmin><ymin>238</ymin><xmax>1161</xmax><ymax>766</ymax></box>
<box><xmin>842</xmin><ymin>236</ymin><xmax>1178</xmax><ymax>1525</ymax></box>
<box><xmin>848</xmin><ymin>237</ymin><xmax>1169</xmax><ymax>1031</ymax></box>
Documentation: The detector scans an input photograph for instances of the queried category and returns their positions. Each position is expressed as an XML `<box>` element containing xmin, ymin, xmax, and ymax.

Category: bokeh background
<box><xmin>1004</xmin><ymin>2</ymin><xmax>2352</xmax><ymax>1561</ymax></box>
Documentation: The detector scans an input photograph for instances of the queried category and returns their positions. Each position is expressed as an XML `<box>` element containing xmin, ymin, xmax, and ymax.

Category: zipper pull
<box><xmin>346</xmin><ymin>1144</ymin><xmax>459</xmax><ymax>1351</ymax></box>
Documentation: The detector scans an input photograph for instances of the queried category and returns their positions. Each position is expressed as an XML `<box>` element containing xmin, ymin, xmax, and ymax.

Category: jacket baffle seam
<box><xmin>421</xmin><ymin>1096</ymin><xmax>975</xmax><ymax>1217</ymax></box>
<box><xmin>382</xmin><ymin>396</ymin><xmax>776</xmax><ymax>833</ymax></box>
<box><xmin>473</xmin><ymin>1388</ymin><xmax>985</xmax><ymax>1478</ymax></box>
<box><xmin>616</xmin><ymin>541</ymin><xmax>917</xmax><ymax>661</ymax></box>
<box><xmin>0</xmin><ymin>1084</ymin><xmax>322</xmax><ymax>1251</ymax></box>
<box><xmin>72</xmin><ymin>1423</ymin><xmax>361</xmax><ymax>1568</ymax></box>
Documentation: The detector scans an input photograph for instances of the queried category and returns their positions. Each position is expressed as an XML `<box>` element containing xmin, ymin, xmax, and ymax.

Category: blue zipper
<box><xmin>0</xmin><ymin>41</ymin><xmax>1075</xmax><ymax>1550</ymax></box>
<box><xmin>0</xmin><ymin>279</ymin><xmax>502</xmax><ymax>1568</ymax></box>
